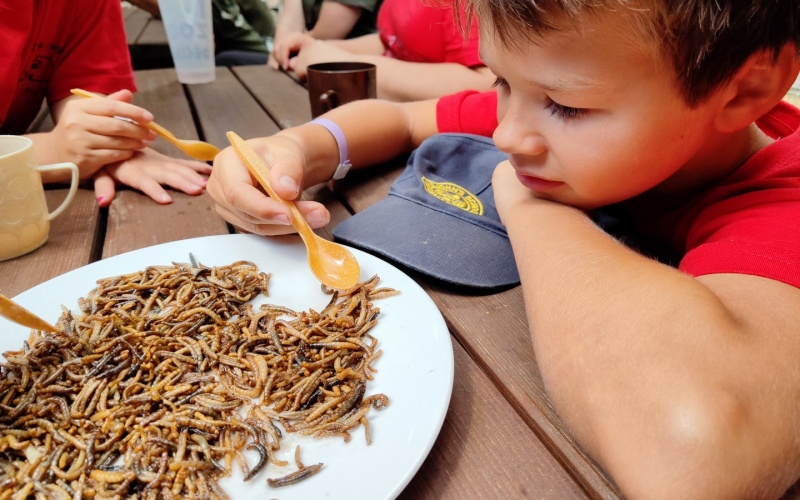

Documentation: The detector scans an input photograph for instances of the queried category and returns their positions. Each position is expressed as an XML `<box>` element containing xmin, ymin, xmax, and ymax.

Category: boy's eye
<box><xmin>492</xmin><ymin>77</ymin><xmax>588</xmax><ymax>120</ymax></box>
<box><xmin>546</xmin><ymin>100</ymin><xmax>589</xmax><ymax>120</ymax></box>
<box><xmin>492</xmin><ymin>77</ymin><xmax>509</xmax><ymax>89</ymax></box>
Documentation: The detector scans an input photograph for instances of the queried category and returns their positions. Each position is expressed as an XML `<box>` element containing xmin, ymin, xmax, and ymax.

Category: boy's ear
<box><xmin>715</xmin><ymin>43</ymin><xmax>800</xmax><ymax>133</ymax></box>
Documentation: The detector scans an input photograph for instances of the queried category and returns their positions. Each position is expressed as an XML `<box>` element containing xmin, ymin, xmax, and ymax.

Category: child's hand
<box><xmin>92</xmin><ymin>147</ymin><xmax>212</xmax><ymax>206</ymax></box>
<box><xmin>50</xmin><ymin>90</ymin><xmax>158</xmax><ymax>178</ymax></box>
<box><xmin>207</xmin><ymin>136</ymin><xmax>330</xmax><ymax>235</ymax></box>
<box><xmin>287</xmin><ymin>40</ymin><xmax>354</xmax><ymax>79</ymax></box>
<box><xmin>271</xmin><ymin>32</ymin><xmax>316</xmax><ymax>71</ymax></box>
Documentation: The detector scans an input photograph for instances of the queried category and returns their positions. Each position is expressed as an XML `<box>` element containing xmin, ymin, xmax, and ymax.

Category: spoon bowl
<box><xmin>70</xmin><ymin>88</ymin><xmax>221</xmax><ymax>161</ymax></box>
<box><xmin>226</xmin><ymin>131</ymin><xmax>361</xmax><ymax>289</ymax></box>
<box><xmin>0</xmin><ymin>294</ymin><xmax>58</xmax><ymax>332</ymax></box>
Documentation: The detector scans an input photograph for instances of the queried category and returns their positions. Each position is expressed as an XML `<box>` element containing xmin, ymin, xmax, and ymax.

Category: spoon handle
<box><xmin>0</xmin><ymin>294</ymin><xmax>58</xmax><ymax>333</ymax></box>
<box><xmin>226</xmin><ymin>132</ymin><xmax>316</xmax><ymax>242</ymax></box>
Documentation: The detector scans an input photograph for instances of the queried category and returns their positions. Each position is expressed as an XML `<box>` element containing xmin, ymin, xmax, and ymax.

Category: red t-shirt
<box><xmin>436</xmin><ymin>90</ymin><xmax>800</xmax><ymax>288</ymax></box>
<box><xmin>377</xmin><ymin>0</ymin><xmax>482</xmax><ymax>67</ymax></box>
<box><xmin>0</xmin><ymin>0</ymin><xmax>136</xmax><ymax>134</ymax></box>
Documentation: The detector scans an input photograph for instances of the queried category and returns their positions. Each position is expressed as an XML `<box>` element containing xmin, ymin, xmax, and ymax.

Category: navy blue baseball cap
<box><xmin>332</xmin><ymin>133</ymin><xmax>520</xmax><ymax>289</ymax></box>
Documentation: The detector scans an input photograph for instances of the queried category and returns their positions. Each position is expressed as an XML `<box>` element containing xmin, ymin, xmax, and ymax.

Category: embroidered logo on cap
<box><xmin>421</xmin><ymin>177</ymin><xmax>484</xmax><ymax>215</ymax></box>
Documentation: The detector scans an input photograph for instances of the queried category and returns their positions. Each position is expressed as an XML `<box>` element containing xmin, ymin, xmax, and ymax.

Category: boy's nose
<box><xmin>492</xmin><ymin>113</ymin><xmax>548</xmax><ymax>158</ymax></box>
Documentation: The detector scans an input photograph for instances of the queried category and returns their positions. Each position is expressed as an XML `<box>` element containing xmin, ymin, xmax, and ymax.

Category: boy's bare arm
<box><xmin>273</xmin><ymin>0</ymin><xmax>307</xmax><ymax>40</ymax></box>
<box><xmin>295</xmin><ymin>43</ymin><xmax>496</xmax><ymax>101</ymax></box>
<box><xmin>370</xmin><ymin>62</ymin><xmax>495</xmax><ymax>101</ymax></box>
<box><xmin>309</xmin><ymin>2</ymin><xmax>362</xmax><ymax>40</ymax></box>
<box><xmin>326</xmin><ymin>34</ymin><xmax>385</xmax><ymax>55</ymax></box>
<box><xmin>494</xmin><ymin>161</ymin><xmax>800</xmax><ymax>499</ymax></box>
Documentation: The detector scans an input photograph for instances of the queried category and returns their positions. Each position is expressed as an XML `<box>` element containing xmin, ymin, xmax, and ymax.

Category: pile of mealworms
<box><xmin>0</xmin><ymin>259</ymin><xmax>396</xmax><ymax>499</ymax></box>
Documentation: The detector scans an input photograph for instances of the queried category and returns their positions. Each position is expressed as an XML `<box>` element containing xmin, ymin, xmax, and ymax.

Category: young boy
<box><xmin>208</xmin><ymin>1</ymin><xmax>800</xmax><ymax>497</ymax></box>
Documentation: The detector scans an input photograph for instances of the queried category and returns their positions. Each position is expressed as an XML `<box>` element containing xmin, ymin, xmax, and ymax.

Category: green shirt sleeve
<box><xmin>212</xmin><ymin>0</ymin><xmax>276</xmax><ymax>54</ymax></box>
<box><xmin>302</xmin><ymin>0</ymin><xmax>383</xmax><ymax>39</ymax></box>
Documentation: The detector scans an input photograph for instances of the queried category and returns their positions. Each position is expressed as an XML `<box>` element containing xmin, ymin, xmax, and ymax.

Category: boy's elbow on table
<box><xmin>605</xmin><ymin>388</ymin><xmax>793</xmax><ymax>500</ymax></box>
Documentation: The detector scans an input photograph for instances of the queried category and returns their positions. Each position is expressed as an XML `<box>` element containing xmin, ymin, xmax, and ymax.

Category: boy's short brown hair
<box><xmin>458</xmin><ymin>0</ymin><xmax>800</xmax><ymax>106</ymax></box>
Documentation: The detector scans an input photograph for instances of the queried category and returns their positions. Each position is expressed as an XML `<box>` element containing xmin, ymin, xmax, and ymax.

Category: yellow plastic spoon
<box><xmin>0</xmin><ymin>294</ymin><xmax>58</xmax><ymax>333</ymax></box>
<box><xmin>226</xmin><ymin>131</ymin><xmax>361</xmax><ymax>290</ymax></box>
<box><xmin>70</xmin><ymin>88</ymin><xmax>221</xmax><ymax>161</ymax></box>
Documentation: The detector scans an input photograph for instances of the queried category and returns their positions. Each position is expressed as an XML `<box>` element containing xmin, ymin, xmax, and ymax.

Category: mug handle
<box><xmin>319</xmin><ymin>90</ymin><xmax>339</xmax><ymax>114</ymax></box>
<box><xmin>36</xmin><ymin>162</ymin><xmax>79</xmax><ymax>220</ymax></box>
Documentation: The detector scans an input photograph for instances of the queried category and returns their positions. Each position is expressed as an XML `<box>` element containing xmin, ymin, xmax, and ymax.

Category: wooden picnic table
<box><xmin>7</xmin><ymin>65</ymin><xmax>800</xmax><ymax>499</ymax></box>
<box><xmin>122</xmin><ymin>2</ymin><xmax>173</xmax><ymax>70</ymax></box>
<box><xmin>1</xmin><ymin>65</ymin><xmax>619</xmax><ymax>499</ymax></box>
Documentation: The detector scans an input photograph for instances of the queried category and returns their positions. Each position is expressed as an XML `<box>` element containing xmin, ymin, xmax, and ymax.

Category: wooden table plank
<box><xmin>102</xmin><ymin>190</ymin><xmax>228</xmax><ymax>258</ymax></box>
<box><xmin>187</xmin><ymin>68</ymin><xmax>281</xmax><ymax>148</ymax></box>
<box><xmin>123</xmin><ymin>6</ymin><xmax>151</xmax><ymax>45</ymax></box>
<box><xmin>398</xmin><ymin>339</ymin><xmax>590</xmax><ymax>499</ymax></box>
<box><xmin>136</xmin><ymin>18</ymin><xmax>168</xmax><ymax>45</ymax></box>
<box><xmin>233</xmin><ymin>65</ymin><xmax>314</xmax><ymax>129</ymax></box>
<box><xmin>0</xmin><ymin>190</ymin><xmax>100</xmax><ymax>297</ymax></box>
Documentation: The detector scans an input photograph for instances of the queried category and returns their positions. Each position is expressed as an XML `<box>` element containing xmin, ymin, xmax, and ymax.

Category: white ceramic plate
<box><xmin>0</xmin><ymin>234</ymin><xmax>454</xmax><ymax>499</ymax></box>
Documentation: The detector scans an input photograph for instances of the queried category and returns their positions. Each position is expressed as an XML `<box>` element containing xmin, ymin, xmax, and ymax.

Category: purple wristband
<box><xmin>310</xmin><ymin>118</ymin><xmax>352</xmax><ymax>180</ymax></box>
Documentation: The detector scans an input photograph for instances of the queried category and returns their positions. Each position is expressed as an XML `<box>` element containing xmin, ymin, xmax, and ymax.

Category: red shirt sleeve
<box><xmin>377</xmin><ymin>0</ymin><xmax>483</xmax><ymax>67</ymax></box>
<box><xmin>436</xmin><ymin>90</ymin><xmax>498</xmax><ymax>137</ymax></box>
<box><xmin>47</xmin><ymin>0</ymin><xmax>136</xmax><ymax>106</ymax></box>
<box><xmin>677</xmin><ymin>101</ymin><xmax>800</xmax><ymax>288</ymax></box>
<box><xmin>0</xmin><ymin>0</ymin><xmax>135</xmax><ymax>134</ymax></box>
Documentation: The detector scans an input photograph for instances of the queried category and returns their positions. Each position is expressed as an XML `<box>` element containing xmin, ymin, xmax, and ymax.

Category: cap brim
<box><xmin>333</xmin><ymin>196</ymin><xmax>520</xmax><ymax>289</ymax></box>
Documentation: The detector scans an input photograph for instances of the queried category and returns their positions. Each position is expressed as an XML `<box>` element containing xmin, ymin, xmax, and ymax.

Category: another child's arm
<box><xmin>308</xmin><ymin>1</ymin><xmax>363</xmax><ymax>39</ymax></box>
<box><xmin>207</xmin><ymin>98</ymin><xmax>438</xmax><ymax>235</ymax></box>
<box><xmin>270</xmin><ymin>0</ymin><xmax>362</xmax><ymax>69</ymax></box>
<box><xmin>287</xmin><ymin>40</ymin><xmax>496</xmax><ymax>101</ymax></box>
<box><xmin>492</xmin><ymin>160</ymin><xmax>800</xmax><ymax>499</ymax></box>
<box><xmin>271</xmin><ymin>33</ymin><xmax>385</xmax><ymax>72</ymax></box>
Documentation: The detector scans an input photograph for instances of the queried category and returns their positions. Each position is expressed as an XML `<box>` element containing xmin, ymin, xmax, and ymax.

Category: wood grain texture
<box><xmin>233</xmin><ymin>65</ymin><xmax>314</xmax><ymax>129</ymax></box>
<box><xmin>0</xmin><ymin>189</ymin><xmax>99</xmax><ymax>297</ymax></box>
<box><xmin>137</xmin><ymin>18</ymin><xmax>168</xmax><ymax>45</ymax></box>
<box><xmin>122</xmin><ymin>6</ymin><xmax>151</xmax><ymax>45</ymax></box>
<box><xmin>189</xmin><ymin>68</ymin><xmax>281</xmax><ymax>148</ymax></box>
<box><xmin>102</xmin><ymin>190</ymin><xmax>228</xmax><ymax>258</ymax></box>
<box><xmin>398</xmin><ymin>340</ymin><xmax>590</xmax><ymax>499</ymax></box>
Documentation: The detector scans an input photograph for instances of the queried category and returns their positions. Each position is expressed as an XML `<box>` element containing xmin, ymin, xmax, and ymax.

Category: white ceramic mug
<box><xmin>0</xmin><ymin>135</ymin><xmax>79</xmax><ymax>261</ymax></box>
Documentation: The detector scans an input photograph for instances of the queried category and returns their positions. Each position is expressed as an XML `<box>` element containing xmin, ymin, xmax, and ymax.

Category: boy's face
<box><xmin>482</xmin><ymin>10</ymin><xmax>723</xmax><ymax>209</ymax></box>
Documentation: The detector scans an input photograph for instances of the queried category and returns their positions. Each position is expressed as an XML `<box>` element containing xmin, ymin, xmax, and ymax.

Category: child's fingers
<box><xmin>92</xmin><ymin>169</ymin><xmax>117</xmax><ymax>207</ymax></box>
<box><xmin>104</xmin><ymin>89</ymin><xmax>134</xmax><ymax>103</ymax></box>
<box><xmin>294</xmin><ymin>200</ymin><xmax>330</xmax><ymax>229</ymax></box>
<box><xmin>81</xmin><ymin>114</ymin><xmax>157</xmax><ymax>143</ymax></box>
<box><xmin>150</xmin><ymin>165</ymin><xmax>208</xmax><ymax>195</ymax></box>
<box><xmin>77</xmin><ymin>96</ymin><xmax>154</xmax><ymax>125</ymax></box>
<box><xmin>170</xmin><ymin>157</ymin><xmax>214</xmax><ymax>175</ymax></box>
<box><xmin>133</xmin><ymin>177</ymin><xmax>173</xmax><ymax>204</ymax></box>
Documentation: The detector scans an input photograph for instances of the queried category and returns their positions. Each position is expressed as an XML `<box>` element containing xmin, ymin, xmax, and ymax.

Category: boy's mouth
<box><xmin>513</xmin><ymin>171</ymin><xmax>565</xmax><ymax>192</ymax></box>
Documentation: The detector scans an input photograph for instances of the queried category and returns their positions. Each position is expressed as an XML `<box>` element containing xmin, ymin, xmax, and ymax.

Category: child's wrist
<box><xmin>309</xmin><ymin>118</ymin><xmax>351</xmax><ymax>181</ymax></box>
